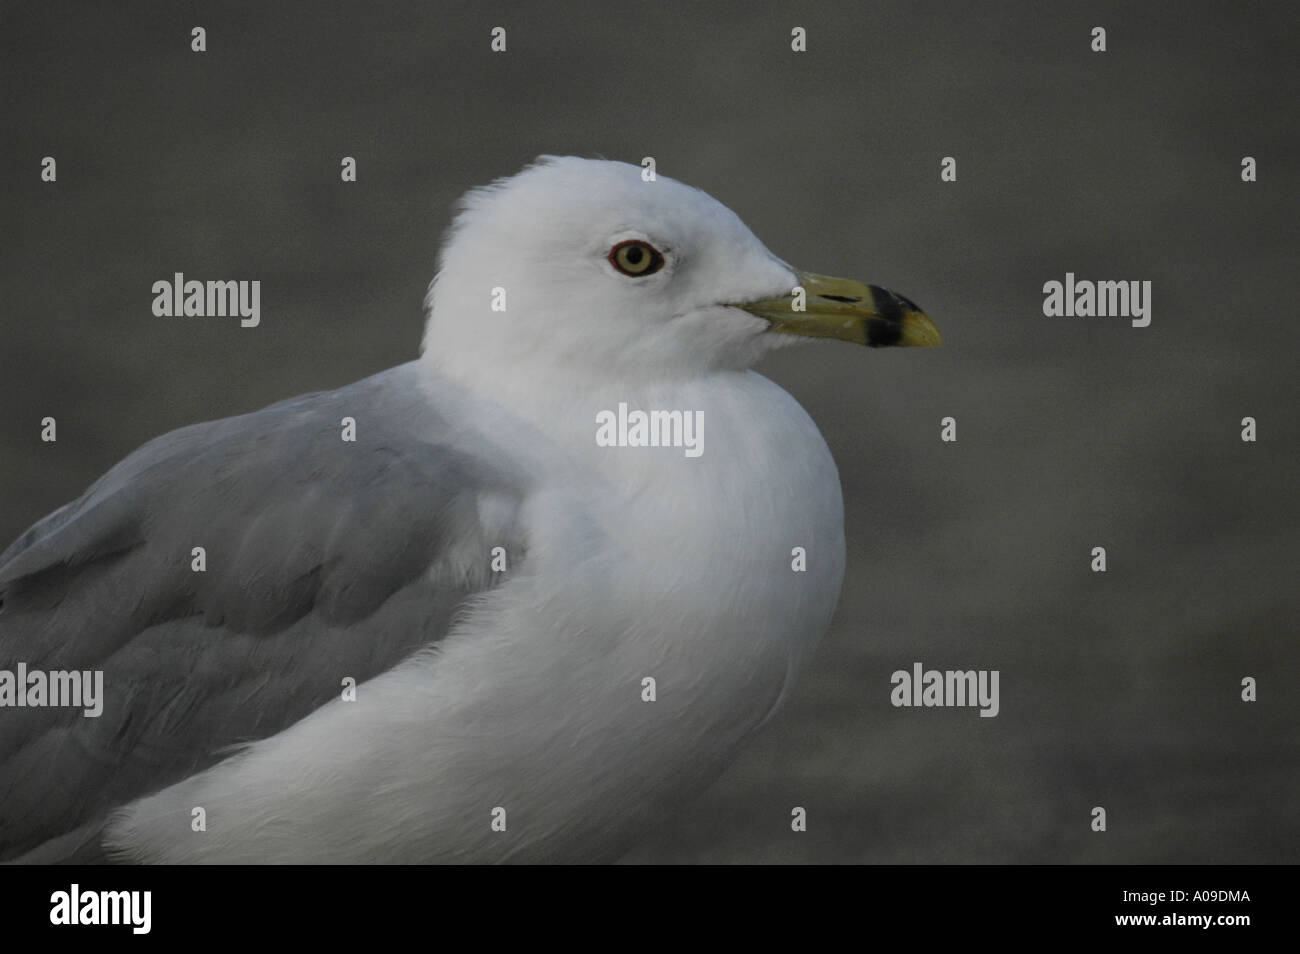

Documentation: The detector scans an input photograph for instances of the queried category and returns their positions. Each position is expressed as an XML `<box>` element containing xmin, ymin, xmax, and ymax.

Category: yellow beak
<box><xmin>736</xmin><ymin>271</ymin><xmax>941</xmax><ymax>348</ymax></box>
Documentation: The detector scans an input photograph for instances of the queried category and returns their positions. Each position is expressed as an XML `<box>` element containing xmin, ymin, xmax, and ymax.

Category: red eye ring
<box><xmin>609</xmin><ymin>239</ymin><xmax>665</xmax><ymax>277</ymax></box>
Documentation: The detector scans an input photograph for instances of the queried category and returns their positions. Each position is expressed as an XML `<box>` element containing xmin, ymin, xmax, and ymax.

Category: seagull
<box><xmin>0</xmin><ymin>156</ymin><xmax>939</xmax><ymax>863</ymax></box>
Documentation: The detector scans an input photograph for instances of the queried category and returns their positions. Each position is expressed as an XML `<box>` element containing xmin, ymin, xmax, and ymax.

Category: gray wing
<box><xmin>0</xmin><ymin>361</ymin><xmax>523</xmax><ymax>862</ymax></box>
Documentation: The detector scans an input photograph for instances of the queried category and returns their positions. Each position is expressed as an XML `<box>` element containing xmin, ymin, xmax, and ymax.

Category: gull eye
<box><xmin>609</xmin><ymin>239</ymin><xmax>664</xmax><ymax>277</ymax></box>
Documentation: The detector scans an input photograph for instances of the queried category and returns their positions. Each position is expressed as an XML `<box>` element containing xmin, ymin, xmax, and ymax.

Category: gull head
<box><xmin>422</xmin><ymin>156</ymin><xmax>938</xmax><ymax>385</ymax></box>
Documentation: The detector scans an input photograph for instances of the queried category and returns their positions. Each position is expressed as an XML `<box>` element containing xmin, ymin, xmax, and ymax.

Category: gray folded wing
<box><xmin>0</xmin><ymin>361</ymin><xmax>522</xmax><ymax>861</ymax></box>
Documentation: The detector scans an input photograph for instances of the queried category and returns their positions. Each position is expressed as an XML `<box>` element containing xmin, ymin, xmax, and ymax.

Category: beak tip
<box><xmin>901</xmin><ymin>311</ymin><xmax>942</xmax><ymax>348</ymax></box>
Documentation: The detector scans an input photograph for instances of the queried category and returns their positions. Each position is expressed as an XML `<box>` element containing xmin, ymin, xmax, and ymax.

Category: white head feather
<box><xmin>422</xmin><ymin>156</ymin><xmax>799</xmax><ymax>386</ymax></box>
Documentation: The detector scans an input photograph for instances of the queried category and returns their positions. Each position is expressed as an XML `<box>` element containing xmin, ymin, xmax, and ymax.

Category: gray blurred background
<box><xmin>2</xmin><ymin>1</ymin><xmax>1296</xmax><ymax>862</ymax></box>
